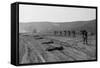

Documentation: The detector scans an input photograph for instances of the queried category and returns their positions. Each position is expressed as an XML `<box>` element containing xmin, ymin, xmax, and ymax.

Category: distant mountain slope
<box><xmin>19</xmin><ymin>22</ymin><xmax>57</xmax><ymax>33</ymax></box>
<box><xmin>53</xmin><ymin>20</ymin><xmax>96</xmax><ymax>33</ymax></box>
<box><xmin>19</xmin><ymin>20</ymin><xmax>96</xmax><ymax>34</ymax></box>
<box><xmin>75</xmin><ymin>20</ymin><xmax>96</xmax><ymax>33</ymax></box>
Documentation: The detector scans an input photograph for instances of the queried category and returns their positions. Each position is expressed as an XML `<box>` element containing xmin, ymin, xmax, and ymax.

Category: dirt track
<box><xmin>19</xmin><ymin>35</ymin><xmax>96</xmax><ymax>64</ymax></box>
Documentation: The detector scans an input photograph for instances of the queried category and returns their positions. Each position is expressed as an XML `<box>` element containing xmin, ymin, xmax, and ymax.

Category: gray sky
<box><xmin>19</xmin><ymin>4</ymin><xmax>96</xmax><ymax>23</ymax></box>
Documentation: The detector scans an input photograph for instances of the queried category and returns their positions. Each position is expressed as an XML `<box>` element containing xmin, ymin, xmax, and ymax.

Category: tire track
<box><xmin>44</xmin><ymin>37</ymin><xmax>95</xmax><ymax>59</ymax></box>
<box><xmin>20</xmin><ymin>37</ymin><xmax>46</xmax><ymax>63</ymax></box>
<box><xmin>20</xmin><ymin>35</ymin><xmax>95</xmax><ymax>63</ymax></box>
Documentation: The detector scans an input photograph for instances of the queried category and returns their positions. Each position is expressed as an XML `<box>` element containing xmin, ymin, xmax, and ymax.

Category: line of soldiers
<box><xmin>54</xmin><ymin>30</ymin><xmax>76</xmax><ymax>37</ymax></box>
<box><xmin>54</xmin><ymin>30</ymin><xmax>88</xmax><ymax>44</ymax></box>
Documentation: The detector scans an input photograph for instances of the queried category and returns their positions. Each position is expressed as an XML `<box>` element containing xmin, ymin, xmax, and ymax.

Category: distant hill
<box><xmin>19</xmin><ymin>22</ymin><xmax>58</xmax><ymax>33</ymax></box>
<box><xmin>75</xmin><ymin>20</ymin><xmax>96</xmax><ymax>33</ymax></box>
<box><xmin>55</xmin><ymin>19</ymin><xmax>96</xmax><ymax>33</ymax></box>
<box><xmin>19</xmin><ymin>19</ymin><xmax>96</xmax><ymax>34</ymax></box>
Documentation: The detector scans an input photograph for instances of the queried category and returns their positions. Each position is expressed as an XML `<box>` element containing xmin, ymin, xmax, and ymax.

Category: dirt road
<box><xmin>19</xmin><ymin>35</ymin><xmax>96</xmax><ymax>64</ymax></box>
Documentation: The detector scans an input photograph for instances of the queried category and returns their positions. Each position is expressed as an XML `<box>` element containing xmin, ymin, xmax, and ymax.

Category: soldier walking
<box><xmin>72</xmin><ymin>30</ymin><xmax>76</xmax><ymax>37</ymax></box>
<box><xmin>68</xmin><ymin>31</ymin><xmax>71</xmax><ymax>36</ymax></box>
<box><xmin>81</xmin><ymin>30</ymin><xmax>88</xmax><ymax>44</ymax></box>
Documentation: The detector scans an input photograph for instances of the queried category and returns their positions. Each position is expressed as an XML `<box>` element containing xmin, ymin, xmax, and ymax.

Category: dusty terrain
<box><xmin>19</xmin><ymin>34</ymin><xmax>96</xmax><ymax>64</ymax></box>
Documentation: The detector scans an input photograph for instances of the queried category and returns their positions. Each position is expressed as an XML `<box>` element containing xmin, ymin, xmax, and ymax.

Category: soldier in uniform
<box><xmin>54</xmin><ymin>31</ymin><xmax>57</xmax><ymax>36</ymax></box>
<box><xmin>68</xmin><ymin>30</ymin><xmax>71</xmax><ymax>37</ymax></box>
<box><xmin>72</xmin><ymin>30</ymin><xmax>76</xmax><ymax>37</ymax></box>
<box><xmin>64</xmin><ymin>30</ymin><xmax>67</xmax><ymax>36</ymax></box>
<box><xmin>81</xmin><ymin>30</ymin><xmax>88</xmax><ymax>44</ymax></box>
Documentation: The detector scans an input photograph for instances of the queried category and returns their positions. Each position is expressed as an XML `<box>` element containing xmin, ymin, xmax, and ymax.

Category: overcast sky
<box><xmin>19</xmin><ymin>4</ymin><xmax>96</xmax><ymax>23</ymax></box>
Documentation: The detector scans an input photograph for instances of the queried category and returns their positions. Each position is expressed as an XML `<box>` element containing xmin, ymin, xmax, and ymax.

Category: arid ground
<box><xmin>19</xmin><ymin>33</ymin><xmax>96</xmax><ymax>64</ymax></box>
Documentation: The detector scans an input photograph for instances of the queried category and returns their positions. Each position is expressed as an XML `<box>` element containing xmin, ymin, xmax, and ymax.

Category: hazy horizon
<box><xmin>19</xmin><ymin>4</ymin><xmax>96</xmax><ymax>23</ymax></box>
<box><xmin>19</xmin><ymin>19</ymin><xmax>96</xmax><ymax>23</ymax></box>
